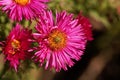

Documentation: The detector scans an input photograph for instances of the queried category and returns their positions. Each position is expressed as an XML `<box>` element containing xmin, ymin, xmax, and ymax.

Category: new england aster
<box><xmin>0</xmin><ymin>0</ymin><xmax>49</xmax><ymax>21</ymax></box>
<box><xmin>2</xmin><ymin>24</ymin><xmax>32</xmax><ymax>71</ymax></box>
<box><xmin>77</xmin><ymin>12</ymin><xmax>93</xmax><ymax>41</ymax></box>
<box><xmin>33</xmin><ymin>11</ymin><xmax>92</xmax><ymax>71</ymax></box>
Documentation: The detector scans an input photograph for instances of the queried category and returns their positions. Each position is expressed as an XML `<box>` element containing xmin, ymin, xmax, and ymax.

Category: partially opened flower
<box><xmin>33</xmin><ymin>11</ymin><xmax>88</xmax><ymax>71</ymax></box>
<box><xmin>77</xmin><ymin>12</ymin><xmax>93</xmax><ymax>41</ymax></box>
<box><xmin>3</xmin><ymin>24</ymin><xmax>32</xmax><ymax>71</ymax></box>
<box><xmin>0</xmin><ymin>0</ymin><xmax>49</xmax><ymax>21</ymax></box>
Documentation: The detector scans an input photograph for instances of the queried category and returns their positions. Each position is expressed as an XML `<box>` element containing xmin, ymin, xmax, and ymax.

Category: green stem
<box><xmin>0</xmin><ymin>63</ymin><xmax>9</xmax><ymax>79</ymax></box>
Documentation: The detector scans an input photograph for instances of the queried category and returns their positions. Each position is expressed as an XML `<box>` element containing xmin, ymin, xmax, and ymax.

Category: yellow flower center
<box><xmin>9</xmin><ymin>39</ymin><xmax>20</xmax><ymax>55</ymax></box>
<box><xmin>48</xmin><ymin>30</ymin><xmax>67</xmax><ymax>51</ymax></box>
<box><xmin>14</xmin><ymin>0</ymin><xmax>30</xmax><ymax>5</ymax></box>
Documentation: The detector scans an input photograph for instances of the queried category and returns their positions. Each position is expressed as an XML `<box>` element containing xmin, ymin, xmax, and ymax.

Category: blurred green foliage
<box><xmin>0</xmin><ymin>0</ymin><xmax>120</xmax><ymax>80</ymax></box>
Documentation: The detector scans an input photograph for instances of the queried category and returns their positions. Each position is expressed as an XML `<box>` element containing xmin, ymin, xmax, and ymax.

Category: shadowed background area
<box><xmin>0</xmin><ymin>0</ymin><xmax>120</xmax><ymax>80</ymax></box>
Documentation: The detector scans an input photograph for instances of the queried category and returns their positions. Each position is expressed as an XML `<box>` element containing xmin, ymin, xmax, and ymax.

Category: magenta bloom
<box><xmin>33</xmin><ymin>11</ymin><xmax>87</xmax><ymax>71</ymax></box>
<box><xmin>77</xmin><ymin>12</ymin><xmax>93</xmax><ymax>41</ymax></box>
<box><xmin>3</xmin><ymin>24</ymin><xmax>32</xmax><ymax>71</ymax></box>
<box><xmin>0</xmin><ymin>0</ymin><xmax>49</xmax><ymax>21</ymax></box>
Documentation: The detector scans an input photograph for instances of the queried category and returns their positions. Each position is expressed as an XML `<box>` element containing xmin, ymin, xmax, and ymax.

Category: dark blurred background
<box><xmin>0</xmin><ymin>0</ymin><xmax>120</xmax><ymax>80</ymax></box>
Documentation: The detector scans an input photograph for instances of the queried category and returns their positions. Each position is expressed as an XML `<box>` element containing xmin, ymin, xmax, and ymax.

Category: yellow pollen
<box><xmin>14</xmin><ymin>0</ymin><xmax>30</xmax><ymax>5</ymax></box>
<box><xmin>9</xmin><ymin>50</ymin><xmax>15</xmax><ymax>55</ymax></box>
<box><xmin>48</xmin><ymin>30</ymin><xmax>67</xmax><ymax>51</ymax></box>
<box><xmin>9</xmin><ymin>39</ymin><xmax>20</xmax><ymax>54</ymax></box>
<box><xmin>11</xmin><ymin>39</ymin><xmax>20</xmax><ymax>49</ymax></box>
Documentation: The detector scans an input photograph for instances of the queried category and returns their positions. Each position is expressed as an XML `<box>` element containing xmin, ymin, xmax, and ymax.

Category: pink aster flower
<box><xmin>33</xmin><ymin>11</ymin><xmax>87</xmax><ymax>71</ymax></box>
<box><xmin>77</xmin><ymin>12</ymin><xmax>93</xmax><ymax>41</ymax></box>
<box><xmin>0</xmin><ymin>0</ymin><xmax>49</xmax><ymax>21</ymax></box>
<box><xmin>2</xmin><ymin>24</ymin><xmax>32</xmax><ymax>71</ymax></box>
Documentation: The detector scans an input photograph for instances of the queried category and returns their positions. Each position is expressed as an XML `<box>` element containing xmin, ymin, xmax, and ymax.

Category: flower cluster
<box><xmin>0</xmin><ymin>0</ymin><xmax>93</xmax><ymax>72</ymax></box>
